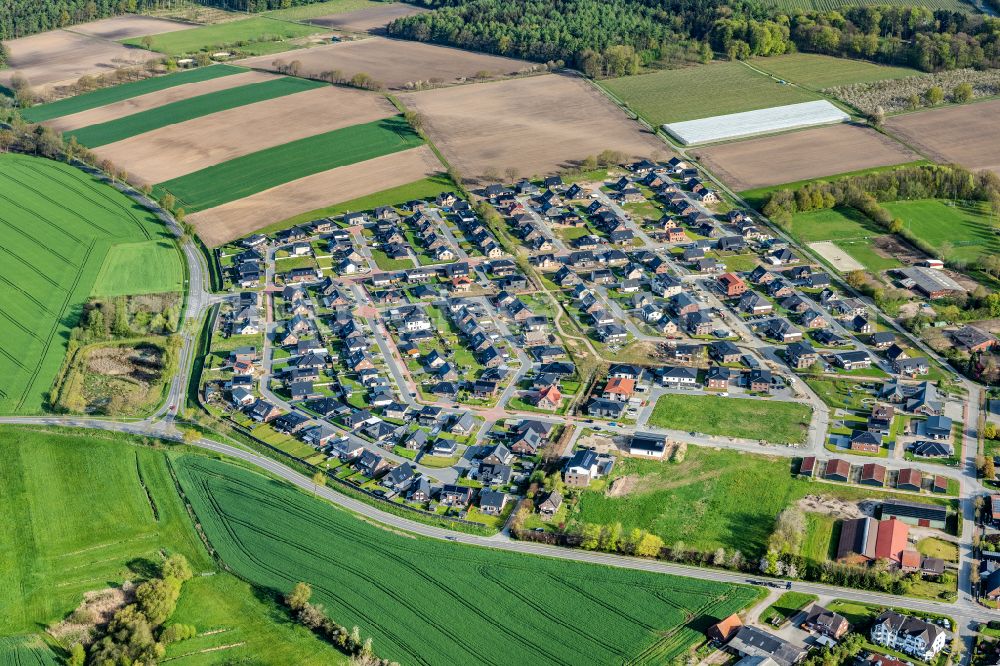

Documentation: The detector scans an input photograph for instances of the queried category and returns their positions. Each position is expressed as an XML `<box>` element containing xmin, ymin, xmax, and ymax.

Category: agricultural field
<box><xmin>92</xmin><ymin>241</ymin><xmax>184</xmax><ymax>296</ymax></box>
<box><xmin>882</xmin><ymin>199</ymin><xmax>1000</xmax><ymax>264</ymax></box>
<box><xmin>93</xmin><ymin>84</ymin><xmax>395</xmax><ymax>185</ymax></box>
<box><xmin>576</xmin><ymin>449</ymin><xmax>895</xmax><ymax>557</ymax></box>
<box><xmin>0</xmin><ymin>154</ymin><xmax>180</xmax><ymax>414</ymax></box>
<box><xmin>305</xmin><ymin>2</ymin><xmax>429</xmax><ymax>31</ymax></box>
<box><xmin>142</xmin><ymin>111</ymin><xmax>423</xmax><ymax>210</ymax></box>
<box><xmin>693</xmin><ymin>124</ymin><xmax>918</xmax><ymax>191</ymax></box>
<box><xmin>122</xmin><ymin>16</ymin><xmax>324</xmax><ymax>57</ymax></box>
<box><xmin>884</xmin><ymin>99</ymin><xmax>1000</xmax><ymax>177</ymax></box>
<box><xmin>164</xmin><ymin>574</ymin><xmax>348</xmax><ymax>665</ymax></box>
<box><xmin>239</xmin><ymin>36</ymin><xmax>533</xmax><ymax>90</ymax></box>
<box><xmin>400</xmin><ymin>73</ymin><xmax>667</xmax><ymax>182</ymax></box>
<box><xmin>69</xmin><ymin>14</ymin><xmax>194</xmax><ymax>39</ymax></box>
<box><xmin>67</xmin><ymin>76</ymin><xmax>323</xmax><ymax>147</ymax></box>
<box><xmin>600</xmin><ymin>61</ymin><xmax>821</xmax><ymax>125</ymax></box>
<box><xmin>264</xmin><ymin>0</ymin><xmax>383</xmax><ymax>21</ymax></box>
<box><xmin>0</xmin><ymin>28</ymin><xmax>158</xmax><ymax>91</ymax></box>
<box><xmin>750</xmin><ymin>53</ymin><xmax>919</xmax><ymax>90</ymax></box>
<box><xmin>0</xmin><ymin>636</ymin><xmax>59</xmax><ymax>666</ymax></box>
<box><xmin>0</xmin><ymin>427</ymin><xmax>212</xmax><ymax>633</ymax></box>
<box><xmin>175</xmin><ymin>454</ymin><xmax>759</xmax><ymax>665</ymax></box>
<box><xmin>195</xmin><ymin>148</ymin><xmax>445</xmax><ymax>246</ymax></box>
<box><xmin>647</xmin><ymin>394</ymin><xmax>812</xmax><ymax>443</ymax></box>
<box><xmin>21</xmin><ymin>64</ymin><xmax>248</xmax><ymax>123</ymax></box>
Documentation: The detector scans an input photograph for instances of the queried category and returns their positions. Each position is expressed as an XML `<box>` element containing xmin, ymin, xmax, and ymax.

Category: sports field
<box><xmin>68</xmin><ymin>76</ymin><xmax>323</xmax><ymax>147</ymax></box>
<box><xmin>0</xmin><ymin>154</ymin><xmax>181</xmax><ymax>414</ymax></box>
<box><xmin>175</xmin><ymin>454</ymin><xmax>758</xmax><ymax>665</ymax></box>
<box><xmin>156</xmin><ymin>115</ymin><xmax>424</xmax><ymax>212</ymax></box>
<box><xmin>20</xmin><ymin>65</ymin><xmax>247</xmax><ymax>123</ymax></box>
<box><xmin>883</xmin><ymin>199</ymin><xmax>1000</xmax><ymax>264</ymax></box>
<box><xmin>648</xmin><ymin>394</ymin><xmax>812</xmax><ymax>443</ymax></box>
<box><xmin>750</xmin><ymin>53</ymin><xmax>918</xmax><ymax>90</ymax></box>
<box><xmin>600</xmin><ymin>61</ymin><xmax>821</xmax><ymax>124</ymax></box>
<box><xmin>122</xmin><ymin>16</ymin><xmax>323</xmax><ymax>56</ymax></box>
<box><xmin>0</xmin><ymin>427</ymin><xmax>212</xmax><ymax>633</ymax></box>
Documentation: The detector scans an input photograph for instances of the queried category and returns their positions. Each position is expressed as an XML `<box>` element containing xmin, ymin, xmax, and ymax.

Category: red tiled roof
<box><xmin>874</xmin><ymin>518</ymin><xmax>908</xmax><ymax>563</ymax></box>
<box><xmin>604</xmin><ymin>377</ymin><xmax>636</xmax><ymax>395</ymax></box>
<box><xmin>901</xmin><ymin>549</ymin><xmax>921</xmax><ymax>570</ymax></box>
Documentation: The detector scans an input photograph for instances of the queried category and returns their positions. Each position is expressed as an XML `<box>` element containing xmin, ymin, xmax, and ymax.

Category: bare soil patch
<box><xmin>0</xmin><ymin>30</ymin><xmax>160</xmax><ymax>90</ymax></box>
<box><xmin>238</xmin><ymin>36</ymin><xmax>533</xmax><ymax>90</ymax></box>
<box><xmin>94</xmin><ymin>85</ymin><xmax>396</xmax><ymax>184</ymax></box>
<box><xmin>189</xmin><ymin>145</ymin><xmax>443</xmax><ymax>246</ymax></box>
<box><xmin>796</xmin><ymin>494</ymin><xmax>877</xmax><ymax>519</ymax></box>
<box><xmin>692</xmin><ymin>124</ymin><xmax>918</xmax><ymax>191</ymax></box>
<box><xmin>578</xmin><ymin>432</ymin><xmax>619</xmax><ymax>453</ymax></box>
<box><xmin>606</xmin><ymin>474</ymin><xmax>638</xmax><ymax>497</ymax></box>
<box><xmin>809</xmin><ymin>241</ymin><xmax>864</xmax><ymax>272</ymax></box>
<box><xmin>309</xmin><ymin>4</ymin><xmax>428</xmax><ymax>32</ymax></box>
<box><xmin>46</xmin><ymin>70</ymin><xmax>278</xmax><ymax>133</ymax></box>
<box><xmin>400</xmin><ymin>73</ymin><xmax>668</xmax><ymax>182</ymax></box>
<box><xmin>68</xmin><ymin>15</ymin><xmax>194</xmax><ymax>40</ymax></box>
<box><xmin>872</xmin><ymin>234</ymin><xmax>924</xmax><ymax>265</ymax></box>
<box><xmin>885</xmin><ymin>100</ymin><xmax>1000</xmax><ymax>176</ymax></box>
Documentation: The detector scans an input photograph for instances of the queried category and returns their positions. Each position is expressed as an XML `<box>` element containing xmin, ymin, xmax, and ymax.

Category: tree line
<box><xmin>0</xmin><ymin>0</ymin><xmax>187</xmax><ymax>40</ymax></box>
<box><xmin>387</xmin><ymin>0</ymin><xmax>1000</xmax><ymax>73</ymax></box>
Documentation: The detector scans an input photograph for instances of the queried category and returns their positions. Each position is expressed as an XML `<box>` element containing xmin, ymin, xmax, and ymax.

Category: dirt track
<box><xmin>68</xmin><ymin>15</ymin><xmax>193</xmax><ymax>40</ymax></box>
<box><xmin>399</xmin><ymin>73</ymin><xmax>668</xmax><ymax>181</ymax></box>
<box><xmin>46</xmin><ymin>71</ymin><xmax>278</xmax><ymax>132</ymax></box>
<box><xmin>238</xmin><ymin>36</ymin><xmax>532</xmax><ymax>90</ymax></box>
<box><xmin>692</xmin><ymin>124</ymin><xmax>918</xmax><ymax>191</ymax></box>
<box><xmin>308</xmin><ymin>4</ymin><xmax>427</xmax><ymax>32</ymax></box>
<box><xmin>93</xmin><ymin>85</ymin><xmax>397</xmax><ymax>184</ymax></box>
<box><xmin>0</xmin><ymin>30</ymin><xmax>160</xmax><ymax>89</ymax></box>
<box><xmin>189</xmin><ymin>145</ymin><xmax>443</xmax><ymax>246</ymax></box>
<box><xmin>885</xmin><ymin>100</ymin><xmax>1000</xmax><ymax>176</ymax></box>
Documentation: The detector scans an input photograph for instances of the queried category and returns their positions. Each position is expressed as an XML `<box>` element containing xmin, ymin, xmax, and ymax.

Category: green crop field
<box><xmin>0</xmin><ymin>154</ymin><xmax>180</xmax><ymax>414</ymax></box>
<box><xmin>122</xmin><ymin>17</ymin><xmax>322</xmax><ymax>56</ymax></box>
<box><xmin>68</xmin><ymin>76</ymin><xmax>323</xmax><ymax>147</ymax></box>
<box><xmin>20</xmin><ymin>65</ymin><xmax>246</xmax><ymax>123</ymax></box>
<box><xmin>92</xmin><ymin>240</ymin><xmax>183</xmax><ymax>296</ymax></box>
<box><xmin>0</xmin><ymin>427</ymin><xmax>212</xmax><ymax>633</ymax></box>
<box><xmin>174</xmin><ymin>455</ymin><xmax>758</xmax><ymax>665</ymax></box>
<box><xmin>265</xmin><ymin>0</ymin><xmax>381</xmax><ymax>20</ymax></box>
<box><xmin>758</xmin><ymin>0</ymin><xmax>974</xmax><ymax>12</ymax></box>
<box><xmin>750</xmin><ymin>54</ymin><xmax>918</xmax><ymax>90</ymax></box>
<box><xmin>157</xmin><ymin>115</ymin><xmax>424</xmax><ymax>212</ymax></box>
<box><xmin>165</xmin><ymin>574</ymin><xmax>348</xmax><ymax>665</ymax></box>
<box><xmin>576</xmin><ymin>448</ymin><xmax>920</xmax><ymax>557</ymax></box>
<box><xmin>0</xmin><ymin>636</ymin><xmax>59</xmax><ymax>666</ymax></box>
<box><xmin>883</xmin><ymin>199</ymin><xmax>999</xmax><ymax>264</ymax></box>
<box><xmin>647</xmin><ymin>394</ymin><xmax>812</xmax><ymax>443</ymax></box>
<box><xmin>600</xmin><ymin>61</ymin><xmax>821</xmax><ymax>125</ymax></box>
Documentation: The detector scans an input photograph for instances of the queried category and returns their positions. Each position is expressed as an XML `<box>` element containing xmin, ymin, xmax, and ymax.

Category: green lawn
<box><xmin>122</xmin><ymin>17</ymin><xmax>322</xmax><ymax>56</ymax></box>
<box><xmin>68</xmin><ymin>76</ymin><xmax>323</xmax><ymax>147</ymax></box>
<box><xmin>156</xmin><ymin>115</ymin><xmax>424</xmax><ymax>212</ymax></box>
<box><xmin>255</xmin><ymin>174</ymin><xmax>453</xmax><ymax>237</ymax></box>
<box><xmin>804</xmin><ymin>378</ymin><xmax>871</xmax><ymax>410</ymax></box>
<box><xmin>91</xmin><ymin>240</ymin><xmax>183</xmax><ymax>296</ymax></box>
<box><xmin>265</xmin><ymin>0</ymin><xmax>381</xmax><ymax>20</ymax></box>
<box><xmin>575</xmin><ymin>448</ymin><xmax>905</xmax><ymax>557</ymax></box>
<box><xmin>0</xmin><ymin>154</ymin><xmax>180</xmax><ymax>414</ymax></box>
<box><xmin>883</xmin><ymin>199</ymin><xmax>1000</xmax><ymax>264</ymax></box>
<box><xmin>917</xmin><ymin>537</ymin><xmax>958</xmax><ymax>562</ymax></box>
<box><xmin>802</xmin><ymin>513</ymin><xmax>839</xmax><ymax>565</ymax></box>
<box><xmin>20</xmin><ymin>65</ymin><xmax>246</xmax><ymax>123</ymax></box>
<box><xmin>0</xmin><ymin>427</ymin><xmax>212</xmax><ymax>633</ymax></box>
<box><xmin>834</xmin><ymin>238</ymin><xmax>903</xmax><ymax>272</ymax></box>
<box><xmin>647</xmin><ymin>394</ymin><xmax>812</xmax><ymax>444</ymax></box>
<box><xmin>760</xmin><ymin>591</ymin><xmax>819</xmax><ymax>626</ymax></box>
<box><xmin>750</xmin><ymin>53</ymin><xmax>919</xmax><ymax>90</ymax></box>
<box><xmin>164</xmin><ymin>573</ymin><xmax>348</xmax><ymax>665</ymax></box>
<box><xmin>788</xmin><ymin>206</ymin><xmax>883</xmax><ymax>243</ymax></box>
<box><xmin>174</xmin><ymin>454</ymin><xmax>760</xmax><ymax>665</ymax></box>
<box><xmin>601</xmin><ymin>61</ymin><xmax>821</xmax><ymax>125</ymax></box>
<box><xmin>721</xmin><ymin>253</ymin><xmax>760</xmax><ymax>272</ymax></box>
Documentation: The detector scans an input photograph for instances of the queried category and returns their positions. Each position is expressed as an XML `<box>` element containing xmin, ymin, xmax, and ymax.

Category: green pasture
<box><xmin>265</xmin><ymin>0</ymin><xmax>381</xmax><ymax>20</ymax></box>
<box><xmin>750</xmin><ymin>53</ymin><xmax>918</xmax><ymax>90</ymax></box>
<box><xmin>0</xmin><ymin>427</ymin><xmax>211</xmax><ymax>633</ymax></box>
<box><xmin>883</xmin><ymin>199</ymin><xmax>999</xmax><ymax>264</ymax></box>
<box><xmin>0</xmin><ymin>154</ymin><xmax>179</xmax><ymax>414</ymax></box>
<box><xmin>68</xmin><ymin>76</ymin><xmax>323</xmax><ymax>147</ymax></box>
<box><xmin>600</xmin><ymin>61</ymin><xmax>820</xmax><ymax>125</ymax></box>
<box><xmin>122</xmin><ymin>17</ymin><xmax>322</xmax><ymax>56</ymax></box>
<box><xmin>788</xmin><ymin>206</ymin><xmax>883</xmax><ymax>243</ymax></box>
<box><xmin>157</xmin><ymin>115</ymin><xmax>424</xmax><ymax>212</ymax></box>
<box><xmin>20</xmin><ymin>65</ymin><xmax>246</xmax><ymax>123</ymax></box>
<box><xmin>91</xmin><ymin>240</ymin><xmax>183</xmax><ymax>296</ymax></box>
<box><xmin>174</xmin><ymin>454</ymin><xmax>759</xmax><ymax>665</ymax></box>
<box><xmin>647</xmin><ymin>394</ymin><xmax>812</xmax><ymax>443</ymax></box>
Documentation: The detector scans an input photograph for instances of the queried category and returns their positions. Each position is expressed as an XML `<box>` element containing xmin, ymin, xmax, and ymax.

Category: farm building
<box><xmin>881</xmin><ymin>499</ymin><xmax>947</xmax><ymax>529</ymax></box>
<box><xmin>663</xmin><ymin>100</ymin><xmax>848</xmax><ymax>146</ymax></box>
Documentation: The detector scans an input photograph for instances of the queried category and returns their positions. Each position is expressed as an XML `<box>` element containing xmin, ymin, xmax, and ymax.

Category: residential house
<box><xmin>870</xmin><ymin>611</ymin><xmax>947</xmax><ymax>661</ymax></box>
